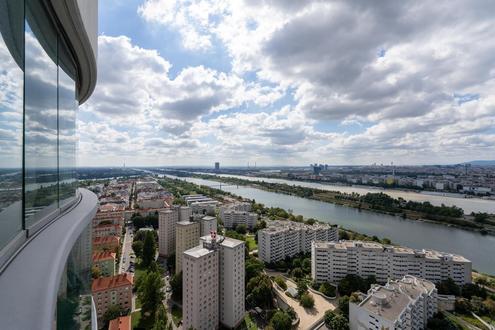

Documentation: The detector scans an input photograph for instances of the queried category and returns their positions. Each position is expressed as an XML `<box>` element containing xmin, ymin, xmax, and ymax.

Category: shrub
<box><xmin>300</xmin><ymin>293</ymin><xmax>315</xmax><ymax>309</ymax></box>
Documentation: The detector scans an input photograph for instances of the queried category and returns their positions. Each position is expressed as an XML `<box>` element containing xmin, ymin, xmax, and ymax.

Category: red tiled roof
<box><xmin>99</xmin><ymin>203</ymin><xmax>125</xmax><ymax>212</ymax></box>
<box><xmin>93</xmin><ymin>236</ymin><xmax>120</xmax><ymax>245</ymax></box>
<box><xmin>92</xmin><ymin>273</ymin><xmax>133</xmax><ymax>292</ymax></box>
<box><xmin>108</xmin><ymin>315</ymin><xmax>131</xmax><ymax>330</ymax></box>
<box><xmin>92</xmin><ymin>251</ymin><xmax>116</xmax><ymax>262</ymax></box>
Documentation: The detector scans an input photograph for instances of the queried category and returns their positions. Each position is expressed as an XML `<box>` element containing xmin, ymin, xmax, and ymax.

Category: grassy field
<box><xmin>243</xmin><ymin>314</ymin><xmax>257</xmax><ymax>330</ymax></box>
<box><xmin>246</xmin><ymin>235</ymin><xmax>257</xmax><ymax>251</ymax></box>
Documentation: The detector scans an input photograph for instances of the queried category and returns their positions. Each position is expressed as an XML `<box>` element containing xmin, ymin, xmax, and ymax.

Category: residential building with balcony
<box><xmin>93</xmin><ymin>251</ymin><xmax>117</xmax><ymax>277</ymax></box>
<box><xmin>92</xmin><ymin>273</ymin><xmax>133</xmax><ymax>323</ymax></box>
<box><xmin>349</xmin><ymin>275</ymin><xmax>438</xmax><ymax>330</ymax></box>
<box><xmin>311</xmin><ymin>240</ymin><xmax>471</xmax><ymax>286</ymax></box>
<box><xmin>258</xmin><ymin>220</ymin><xmax>338</xmax><ymax>263</ymax></box>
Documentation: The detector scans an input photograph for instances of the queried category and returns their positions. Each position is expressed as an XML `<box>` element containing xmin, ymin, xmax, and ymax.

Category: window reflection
<box><xmin>57</xmin><ymin>224</ymin><xmax>93</xmax><ymax>330</ymax></box>
<box><xmin>0</xmin><ymin>0</ymin><xmax>24</xmax><ymax>249</ymax></box>
<box><xmin>24</xmin><ymin>21</ymin><xmax>59</xmax><ymax>225</ymax></box>
<box><xmin>59</xmin><ymin>46</ymin><xmax>78</xmax><ymax>207</ymax></box>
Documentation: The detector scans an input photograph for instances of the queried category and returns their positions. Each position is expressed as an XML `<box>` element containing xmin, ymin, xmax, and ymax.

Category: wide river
<box><xmin>166</xmin><ymin>174</ymin><xmax>495</xmax><ymax>274</ymax></box>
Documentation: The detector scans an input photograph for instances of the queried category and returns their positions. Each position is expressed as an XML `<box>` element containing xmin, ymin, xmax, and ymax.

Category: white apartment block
<box><xmin>258</xmin><ymin>220</ymin><xmax>339</xmax><ymax>263</ymax></box>
<box><xmin>190</xmin><ymin>201</ymin><xmax>217</xmax><ymax>215</ymax></box>
<box><xmin>183</xmin><ymin>245</ymin><xmax>219</xmax><ymax>330</ymax></box>
<box><xmin>175</xmin><ymin>221</ymin><xmax>201</xmax><ymax>274</ymax></box>
<box><xmin>349</xmin><ymin>275</ymin><xmax>438</xmax><ymax>330</ymax></box>
<box><xmin>221</xmin><ymin>210</ymin><xmax>258</xmax><ymax>230</ymax></box>
<box><xmin>200</xmin><ymin>215</ymin><xmax>217</xmax><ymax>236</ymax></box>
<box><xmin>311</xmin><ymin>241</ymin><xmax>471</xmax><ymax>286</ymax></box>
<box><xmin>158</xmin><ymin>206</ymin><xmax>191</xmax><ymax>256</ymax></box>
<box><xmin>183</xmin><ymin>235</ymin><xmax>245</xmax><ymax>330</ymax></box>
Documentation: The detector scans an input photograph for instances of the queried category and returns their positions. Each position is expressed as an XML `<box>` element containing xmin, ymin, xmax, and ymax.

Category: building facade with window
<box><xmin>0</xmin><ymin>0</ymin><xmax>99</xmax><ymax>328</ymax></box>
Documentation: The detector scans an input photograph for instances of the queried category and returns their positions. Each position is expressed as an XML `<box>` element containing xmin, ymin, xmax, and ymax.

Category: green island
<box><xmin>166</xmin><ymin>172</ymin><xmax>495</xmax><ymax>235</ymax></box>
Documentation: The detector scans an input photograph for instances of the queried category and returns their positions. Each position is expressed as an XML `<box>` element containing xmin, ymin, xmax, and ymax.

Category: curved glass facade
<box><xmin>0</xmin><ymin>0</ymin><xmax>79</xmax><ymax>253</ymax></box>
<box><xmin>0</xmin><ymin>0</ymin><xmax>94</xmax><ymax>328</ymax></box>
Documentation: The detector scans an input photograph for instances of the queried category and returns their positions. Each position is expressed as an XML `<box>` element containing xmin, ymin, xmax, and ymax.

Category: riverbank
<box><xmin>166</xmin><ymin>172</ymin><xmax>495</xmax><ymax>236</ymax></box>
<box><xmin>158</xmin><ymin>174</ymin><xmax>495</xmax><ymax>274</ymax></box>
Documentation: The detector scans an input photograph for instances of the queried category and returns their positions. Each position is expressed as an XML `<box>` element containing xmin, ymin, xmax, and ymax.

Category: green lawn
<box><xmin>131</xmin><ymin>311</ymin><xmax>141</xmax><ymax>329</ymax></box>
<box><xmin>246</xmin><ymin>235</ymin><xmax>257</xmax><ymax>251</ymax></box>
<box><xmin>244</xmin><ymin>314</ymin><xmax>257</xmax><ymax>330</ymax></box>
<box><xmin>131</xmin><ymin>310</ymin><xmax>154</xmax><ymax>329</ymax></box>
<box><xmin>171</xmin><ymin>305</ymin><xmax>182</xmax><ymax>326</ymax></box>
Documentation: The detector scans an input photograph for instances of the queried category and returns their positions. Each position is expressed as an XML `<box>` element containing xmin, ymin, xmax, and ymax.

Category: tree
<box><xmin>270</xmin><ymin>310</ymin><xmax>292</xmax><ymax>330</ymax></box>
<box><xmin>426</xmin><ymin>312</ymin><xmax>460</xmax><ymax>330</ymax></box>
<box><xmin>302</xmin><ymin>258</ymin><xmax>311</xmax><ymax>273</ymax></box>
<box><xmin>152</xmin><ymin>305</ymin><xmax>168</xmax><ymax>330</ymax></box>
<box><xmin>245</xmin><ymin>256</ymin><xmax>264</xmax><ymax>282</ymax></box>
<box><xmin>170</xmin><ymin>272</ymin><xmax>182</xmax><ymax>302</ymax></box>
<box><xmin>91</xmin><ymin>266</ymin><xmax>101</xmax><ymax>279</ymax></box>
<box><xmin>132</xmin><ymin>240</ymin><xmax>144</xmax><ymax>259</ymax></box>
<box><xmin>455</xmin><ymin>297</ymin><xmax>472</xmax><ymax>314</ymax></box>
<box><xmin>297</xmin><ymin>280</ymin><xmax>308</xmax><ymax>297</ymax></box>
<box><xmin>102</xmin><ymin>304</ymin><xmax>125</xmax><ymax>327</ymax></box>
<box><xmin>437</xmin><ymin>278</ymin><xmax>461</xmax><ymax>296</ymax></box>
<box><xmin>142</xmin><ymin>231</ymin><xmax>156</xmax><ymax>268</ymax></box>
<box><xmin>324</xmin><ymin>310</ymin><xmax>349</xmax><ymax>330</ymax></box>
<box><xmin>291</xmin><ymin>267</ymin><xmax>304</xmax><ymax>279</ymax></box>
<box><xmin>246</xmin><ymin>274</ymin><xmax>273</xmax><ymax>308</ymax></box>
<box><xmin>274</xmin><ymin>276</ymin><xmax>287</xmax><ymax>290</ymax></box>
<box><xmin>338</xmin><ymin>274</ymin><xmax>369</xmax><ymax>296</ymax></box>
<box><xmin>137</xmin><ymin>271</ymin><xmax>165</xmax><ymax>322</ymax></box>
<box><xmin>305</xmin><ymin>218</ymin><xmax>316</xmax><ymax>225</ymax></box>
<box><xmin>300</xmin><ymin>293</ymin><xmax>315</xmax><ymax>308</ymax></box>
<box><xmin>235</xmin><ymin>224</ymin><xmax>247</xmax><ymax>234</ymax></box>
<box><xmin>319</xmin><ymin>283</ymin><xmax>336</xmax><ymax>297</ymax></box>
<box><xmin>461</xmin><ymin>283</ymin><xmax>487</xmax><ymax>299</ymax></box>
<box><xmin>338</xmin><ymin>295</ymin><xmax>350</xmax><ymax>317</ymax></box>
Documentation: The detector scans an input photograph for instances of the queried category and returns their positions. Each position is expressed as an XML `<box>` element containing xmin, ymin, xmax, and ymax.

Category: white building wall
<box><xmin>219</xmin><ymin>239</ymin><xmax>245</xmax><ymax>329</ymax></box>
<box><xmin>183</xmin><ymin>248</ymin><xmax>219</xmax><ymax>330</ymax></box>
<box><xmin>312</xmin><ymin>241</ymin><xmax>471</xmax><ymax>285</ymax></box>
<box><xmin>158</xmin><ymin>209</ymin><xmax>178</xmax><ymax>257</ymax></box>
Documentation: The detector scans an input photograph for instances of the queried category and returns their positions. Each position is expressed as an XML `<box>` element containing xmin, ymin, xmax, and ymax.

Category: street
<box><xmin>119</xmin><ymin>226</ymin><xmax>134</xmax><ymax>274</ymax></box>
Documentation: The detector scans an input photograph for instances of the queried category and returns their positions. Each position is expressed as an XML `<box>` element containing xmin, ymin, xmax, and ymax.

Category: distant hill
<box><xmin>465</xmin><ymin>160</ymin><xmax>495</xmax><ymax>166</ymax></box>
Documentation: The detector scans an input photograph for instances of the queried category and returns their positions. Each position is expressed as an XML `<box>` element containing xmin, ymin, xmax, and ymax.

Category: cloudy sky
<box><xmin>78</xmin><ymin>0</ymin><xmax>495</xmax><ymax>167</ymax></box>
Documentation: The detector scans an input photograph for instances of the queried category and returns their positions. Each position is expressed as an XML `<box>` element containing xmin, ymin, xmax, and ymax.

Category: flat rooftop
<box><xmin>359</xmin><ymin>276</ymin><xmax>435</xmax><ymax>322</ymax></box>
<box><xmin>184</xmin><ymin>245</ymin><xmax>216</xmax><ymax>258</ymax></box>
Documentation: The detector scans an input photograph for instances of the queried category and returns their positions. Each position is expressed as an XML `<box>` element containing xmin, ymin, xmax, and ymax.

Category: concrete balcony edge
<box><xmin>0</xmin><ymin>188</ymin><xmax>98</xmax><ymax>329</ymax></box>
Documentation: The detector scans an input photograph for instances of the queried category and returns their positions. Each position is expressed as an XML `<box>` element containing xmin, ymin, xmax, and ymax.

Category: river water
<box><xmin>202</xmin><ymin>173</ymin><xmax>495</xmax><ymax>215</ymax></box>
<box><xmin>166</xmin><ymin>174</ymin><xmax>495</xmax><ymax>274</ymax></box>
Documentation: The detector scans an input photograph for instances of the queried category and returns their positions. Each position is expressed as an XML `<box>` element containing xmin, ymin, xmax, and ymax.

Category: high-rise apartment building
<box><xmin>217</xmin><ymin>237</ymin><xmax>245</xmax><ymax>328</ymax></box>
<box><xmin>258</xmin><ymin>220</ymin><xmax>338</xmax><ymax>263</ymax></box>
<box><xmin>158</xmin><ymin>206</ymin><xmax>191</xmax><ymax>256</ymax></box>
<box><xmin>175</xmin><ymin>221</ymin><xmax>201</xmax><ymax>274</ymax></box>
<box><xmin>183</xmin><ymin>235</ymin><xmax>245</xmax><ymax>330</ymax></box>
<box><xmin>183</xmin><ymin>245</ymin><xmax>219</xmax><ymax>330</ymax></box>
<box><xmin>0</xmin><ymin>0</ymin><xmax>99</xmax><ymax>328</ymax></box>
<box><xmin>349</xmin><ymin>275</ymin><xmax>438</xmax><ymax>330</ymax></box>
<box><xmin>311</xmin><ymin>241</ymin><xmax>472</xmax><ymax>286</ymax></box>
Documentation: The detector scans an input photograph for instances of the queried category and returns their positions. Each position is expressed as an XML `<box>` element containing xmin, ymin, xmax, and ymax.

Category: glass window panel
<box><xmin>58</xmin><ymin>50</ymin><xmax>77</xmax><ymax>207</ymax></box>
<box><xmin>57</xmin><ymin>224</ymin><xmax>93</xmax><ymax>329</ymax></box>
<box><xmin>24</xmin><ymin>16</ymin><xmax>59</xmax><ymax>226</ymax></box>
<box><xmin>0</xmin><ymin>0</ymin><xmax>24</xmax><ymax>250</ymax></box>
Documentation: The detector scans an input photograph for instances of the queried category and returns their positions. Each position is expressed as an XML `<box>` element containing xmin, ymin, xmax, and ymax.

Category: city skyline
<box><xmin>73</xmin><ymin>0</ymin><xmax>495</xmax><ymax>166</ymax></box>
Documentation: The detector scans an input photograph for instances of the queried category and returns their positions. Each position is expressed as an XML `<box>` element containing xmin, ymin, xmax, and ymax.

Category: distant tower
<box><xmin>215</xmin><ymin>162</ymin><xmax>220</xmax><ymax>171</ymax></box>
